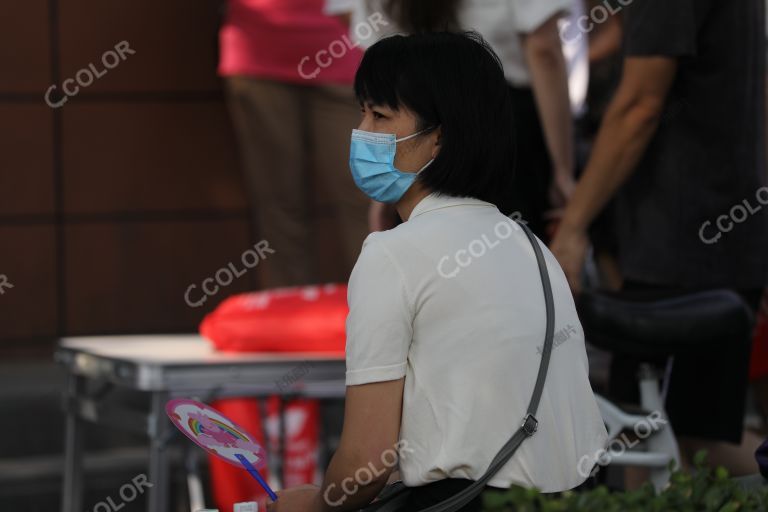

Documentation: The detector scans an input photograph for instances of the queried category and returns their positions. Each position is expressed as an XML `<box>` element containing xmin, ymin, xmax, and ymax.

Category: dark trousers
<box><xmin>507</xmin><ymin>86</ymin><xmax>552</xmax><ymax>241</ymax></box>
<box><xmin>609</xmin><ymin>282</ymin><xmax>762</xmax><ymax>443</ymax></box>
<box><xmin>225</xmin><ymin>76</ymin><xmax>369</xmax><ymax>287</ymax></box>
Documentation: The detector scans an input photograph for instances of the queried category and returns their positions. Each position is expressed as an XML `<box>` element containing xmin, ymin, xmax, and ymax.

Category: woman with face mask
<box><xmin>327</xmin><ymin>0</ymin><xmax>579</xmax><ymax>239</ymax></box>
<box><xmin>267</xmin><ymin>32</ymin><xmax>606</xmax><ymax>512</ymax></box>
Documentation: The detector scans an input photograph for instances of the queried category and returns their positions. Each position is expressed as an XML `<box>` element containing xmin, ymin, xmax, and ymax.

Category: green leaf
<box><xmin>693</xmin><ymin>450</ymin><xmax>709</xmax><ymax>468</ymax></box>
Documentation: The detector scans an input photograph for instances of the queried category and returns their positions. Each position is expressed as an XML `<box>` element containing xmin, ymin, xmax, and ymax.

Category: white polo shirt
<box><xmin>345</xmin><ymin>193</ymin><xmax>607</xmax><ymax>492</ymax></box>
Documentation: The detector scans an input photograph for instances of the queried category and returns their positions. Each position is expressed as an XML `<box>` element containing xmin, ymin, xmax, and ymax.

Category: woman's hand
<box><xmin>266</xmin><ymin>484</ymin><xmax>324</xmax><ymax>512</ymax></box>
<box><xmin>548</xmin><ymin>169</ymin><xmax>576</xmax><ymax>212</ymax></box>
<box><xmin>545</xmin><ymin>170</ymin><xmax>577</xmax><ymax>239</ymax></box>
<box><xmin>550</xmin><ymin>221</ymin><xmax>589</xmax><ymax>295</ymax></box>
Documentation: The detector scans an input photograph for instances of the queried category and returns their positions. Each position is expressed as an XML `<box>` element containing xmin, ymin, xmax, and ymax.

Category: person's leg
<box><xmin>225</xmin><ymin>76</ymin><xmax>313</xmax><ymax>288</ymax></box>
<box><xmin>609</xmin><ymin>283</ymin><xmax>763</xmax><ymax>483</ymax></box>
<box><xmin>678</xmin><ymin>434</ymin><xmax>764</xmax><ymax>476</ymax></box>
<box><xmin>307</xmin><ymin>83</ymin><xmax>369</xmax><ymax>281</ymax></box>
<box><xmin>753</xmin><ymin>69</ymin><xmax>768</xmax><ymax>421</ymax></box>
<box><xmin>668</xmin><ymin>363</ymin><xmax>763</xmax><ymax>477</ymax></box>
<box><xmin>752</xmin><ymin>298</ymin><xmax>768</xmax><ymax>423</ymax></box>
<box><xmin>669</xmin><ymin>288</ymin><xmax>763</xmax><ymax>476</ymax></box>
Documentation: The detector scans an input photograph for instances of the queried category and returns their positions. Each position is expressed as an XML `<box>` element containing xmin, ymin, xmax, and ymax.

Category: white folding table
<box><xmin>55</xmin><ymin>335</ymin><xmax>346</xmax><ymax>512</ymax></box>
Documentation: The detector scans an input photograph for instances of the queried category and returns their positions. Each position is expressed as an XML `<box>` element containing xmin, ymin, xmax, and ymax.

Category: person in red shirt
<box><xmin>220</xmin><ymin>0</ymin><xmax>370</xmax><ymax>287</ymax></box>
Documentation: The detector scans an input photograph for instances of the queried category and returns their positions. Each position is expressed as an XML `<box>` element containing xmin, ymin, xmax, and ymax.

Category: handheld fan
<box><xmin>166</xmin><ymin>398</ymin><xmax>277</xmax><ymax>501</ymax></box>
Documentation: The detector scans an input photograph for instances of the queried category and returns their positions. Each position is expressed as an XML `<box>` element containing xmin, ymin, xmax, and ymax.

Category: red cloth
<box><xmin>219</xmin><ymin>0</ymin><xmax>362</xmax><ymax>84</ymax></box>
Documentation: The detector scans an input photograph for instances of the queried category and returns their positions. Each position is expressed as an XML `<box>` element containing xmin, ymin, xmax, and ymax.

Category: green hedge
<box><xmin>482</xmin><ymin>452</ymin><xmax>768</xmax><ymax>512</ymax></box>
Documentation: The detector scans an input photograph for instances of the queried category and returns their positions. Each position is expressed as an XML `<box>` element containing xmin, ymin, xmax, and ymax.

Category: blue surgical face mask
<box><xmin>349</xmin><ymin>128</ymin><xmax>435</xmax><ymax>203</ymax></box>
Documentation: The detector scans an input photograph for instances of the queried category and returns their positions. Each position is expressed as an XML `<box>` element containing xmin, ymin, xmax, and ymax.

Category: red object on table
<box><xmin>200</xmin><ymin>284</ymin><xmax>348</xmax><ymax>353</ymax></box>
<box><xmin>201</xmin><ymin>284</ymin><xmax>348</xmax><ymax>511</ymax></box>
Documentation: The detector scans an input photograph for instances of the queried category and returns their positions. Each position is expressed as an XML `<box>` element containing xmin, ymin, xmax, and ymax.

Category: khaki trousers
<box><xmin>226</xmin><ymin>77</ymin><xmax>369</xmax><ymax>288</ymax></box>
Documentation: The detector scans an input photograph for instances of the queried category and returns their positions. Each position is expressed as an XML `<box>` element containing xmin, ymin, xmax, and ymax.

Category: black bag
<box><xmin>358</xmin><ymin>222</ymin><xmax>556</xmax><ymax>512</ymax></box>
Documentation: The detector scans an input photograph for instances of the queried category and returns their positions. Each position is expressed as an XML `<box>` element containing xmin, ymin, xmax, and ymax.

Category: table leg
<box><xmin>61</xmin><ymin>374</ymin><xmax>85</xmax><ymax>512</ymax></box>
<box><xmin>148</xmin><ymin>391</ymin><xmax>170</xmax><ymax>512</ymax></box>
<box><xmin>278</xmin><ymin>397</ymin><xmax>286</xmax><ymax>488</ymax></box>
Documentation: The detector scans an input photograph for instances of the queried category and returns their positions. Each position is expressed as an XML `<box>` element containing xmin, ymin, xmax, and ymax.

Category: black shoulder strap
<box><xmin>418</xmin><ymin>221</ymin><xmax>556</xmax><ymax>512</ymax></box>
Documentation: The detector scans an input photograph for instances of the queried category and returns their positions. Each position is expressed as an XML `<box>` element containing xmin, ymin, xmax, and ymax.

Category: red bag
<box><xmin>200</xmin><ymin>284</ymin><xmax>348</xmax><ymax>353</ymax></box>
<box><xmin>201</xmin><ymin>284</ymin><xmax>347</xmax><ymax>511</ymax></box>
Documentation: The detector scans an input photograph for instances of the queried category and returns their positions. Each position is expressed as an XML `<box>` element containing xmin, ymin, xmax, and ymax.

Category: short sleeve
<box><xmin>323</xmin><ymin>0</ymin><xmax>356</xmax><ymax>15</ymax></box>
<box><xmin>345</xmin><ymin>235</ymin><xmax>413</xmax><ymax>386</ymax></box>
<box><xmin>624</xmin><ymin>0</ymin><xmax>698</xmax><ymax>57</ymax></box>
<box><xmin>509</xmin><ymin>0</ymin><xmax>571</xmax><ymax>34</ymax></box>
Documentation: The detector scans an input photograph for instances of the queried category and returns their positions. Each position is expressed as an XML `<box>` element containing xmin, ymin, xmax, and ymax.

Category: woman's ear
<box><xmin>431</xmin><ymin>126</ymin><xmax>442</xmax><ymax>159</ymax></box>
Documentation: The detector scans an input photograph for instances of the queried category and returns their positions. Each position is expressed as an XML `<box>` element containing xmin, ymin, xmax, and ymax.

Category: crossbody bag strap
<box><xmin>416</xmin><ymin>221</ymin><xmax>556</xmax><ymax>512</ymax></box>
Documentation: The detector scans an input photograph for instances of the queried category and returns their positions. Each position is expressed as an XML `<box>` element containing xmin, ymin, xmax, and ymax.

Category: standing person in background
<box><xmin>754</xmin><ymin>0</ymin><xmax>768</xmax><ymax>424</ymax></box>
<box><xmin>328</xmin><ymin>0</ymin><xmax>576</xmax><ymax>240</ymax></box>
<box><xmin>220</xmin><ymin>0</ymin><xmax>370</xmax><ymax>288</ymax></box>
<box><xmin>552</xmin><ymin>0</ymin><xmax>768</xmax><ymax>475</ymax></box>
<box><xmin>567</xmin><ymin>0</ymin><xmax>626</xmax><ymax>292</ymax></box>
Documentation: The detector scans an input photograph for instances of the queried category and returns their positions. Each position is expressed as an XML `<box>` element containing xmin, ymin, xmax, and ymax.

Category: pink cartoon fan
<box><xmin>166</xmin><ymin>398</ymin><xmax>277</xmax><ymax>501</ymax></box>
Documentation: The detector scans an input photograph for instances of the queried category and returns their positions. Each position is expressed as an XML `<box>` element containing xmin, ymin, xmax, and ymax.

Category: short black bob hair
<box><xmin>354</xmin><ymin>31</ymin><xmax>515</xmax><ymax>214</ymax></box>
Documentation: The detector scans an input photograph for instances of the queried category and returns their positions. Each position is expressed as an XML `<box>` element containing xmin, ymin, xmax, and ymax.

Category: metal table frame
<box><xmin>55</xmin><ymin>335</ymin><xmax>346</xmax><ymax>512</ymax></box>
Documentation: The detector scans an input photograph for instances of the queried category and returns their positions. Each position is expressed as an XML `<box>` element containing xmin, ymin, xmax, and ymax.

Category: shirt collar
<box><xmin>409</xmin><ymin>192</ymin><xmax>496</xmax><ymax>219</ymax></box>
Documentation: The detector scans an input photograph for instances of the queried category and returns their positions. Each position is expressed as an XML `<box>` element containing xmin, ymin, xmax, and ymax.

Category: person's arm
<box><xmin>266</xmin><ymin>380</ymin><xmax>404</xmax><ymax>512</ymax></box>
<box><xmin>318</xmin><ymin>379</ymin><xmax>405</xmax><ymax>510</ymax></box>
<box><xmin>588</xmin><ymin>13</ymin><xmax>623</xmax><ymax>63</ymax></box>
<box><xmin>335</xmin><ymin>12</ymin><xmax>352</xmax><ymax>26</ymax></box>
<box><xmin>522</xmin><ymin>14</ymin><xmax>575</xmax><ymax>207</ymax></box>
<box><xmin>550</xmin><ymin>56</ymin><xmax>678</xmax><ymax>292</ymax></box>
<box><xmin>268</xmin><ymin>237</ymin><xmax>412</xmax><ymax>511</ymax></box>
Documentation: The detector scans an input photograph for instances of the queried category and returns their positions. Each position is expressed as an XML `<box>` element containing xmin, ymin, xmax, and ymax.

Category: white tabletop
<box><xmin>59</xmin><ymin>335</ymin><xmax>345</xmax><ymax>365</ymax></box>
<box><xmin>57</xmin><ymin>335</ymin><xmax>347</xmax><ymax>391</ymax></box>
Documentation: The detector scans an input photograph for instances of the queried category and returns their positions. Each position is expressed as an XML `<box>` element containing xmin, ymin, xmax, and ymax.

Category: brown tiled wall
<box><xmin>61</xmin><ymin>102</ymin><xmax>244</xmax><ymax>214</ymax></box>
<box><xmin>0</xmin><ymin>2</ymin><xmax>51</xmax><ymax>92</ymax></box>
<box><xmin>0</xmin><ymin>1</ymin><xmax>350</xmax><ymax>356</ymax></box>
<box><xmin>0</xmin><ymin>105</ymin><xmax>56</xmax><ymax>216</ymax></box>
